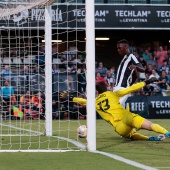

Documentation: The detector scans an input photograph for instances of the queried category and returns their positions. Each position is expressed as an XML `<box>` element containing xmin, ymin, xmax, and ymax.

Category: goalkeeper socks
<box><xmin>131</xmin><ymin>133</ymin><xmax>148</xmax><ymax>140</ymax></box>
<box><xmin>151</xmin><ymin>124</ymin><xmax>168</xmax><ymax>134</ymax></box>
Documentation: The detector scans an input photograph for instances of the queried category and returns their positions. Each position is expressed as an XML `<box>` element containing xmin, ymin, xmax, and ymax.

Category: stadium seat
<box><xmin>23</xmin><ymin>58</ymin><xmax>33</xmax><ymax>65</ymax></box>
<box><xmin>73</xmin><ymin>58</ymin><xmax>82</xmax><ymax>64</ymax></box>
<box><xmin>3</xmin><ymin>57</ymin><xmax>12</xmax><ymax>64</ymax></box>
<box><xmin>13</xmin><ymin>58</ymin><xmax>22</xmax><ymax>65</ymax></box>
<box><xmin>53</xmin><ymin>58</ymin><xmax>62</xmax><ymax>64</ymax></box>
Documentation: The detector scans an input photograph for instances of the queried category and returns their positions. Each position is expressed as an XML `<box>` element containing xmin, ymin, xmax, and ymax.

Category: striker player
<box><xmin>114</xmin><ymin>39</ymin><xmax>145</xmax><ymax>108</ymax></box>
<box><xmin>60</xmin><ymin>77</ymin><xmax>170</xmax><ymax>141</ymax></box>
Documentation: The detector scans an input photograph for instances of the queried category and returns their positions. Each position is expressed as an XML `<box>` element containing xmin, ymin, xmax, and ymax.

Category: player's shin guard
<box><xmin>151</xmin><ymin>124</ymin><xmax>168</xmax><ymax>134</ymax></box>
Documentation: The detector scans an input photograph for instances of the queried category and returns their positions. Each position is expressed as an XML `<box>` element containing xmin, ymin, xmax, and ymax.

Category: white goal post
<box><xmin>86</xmin><ymin>0</ymin><xmax>96</xmax><ymax>151</ymax></box>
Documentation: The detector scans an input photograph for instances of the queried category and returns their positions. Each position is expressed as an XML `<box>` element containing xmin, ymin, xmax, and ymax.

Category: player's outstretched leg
<box><xmin>130</xmin><ymin>132</ymin><xmax>165</xmax><ymax>141</ymax></box>
<box><xmin>149</xmin><ymin>123</ymin><xmax>170</xmax><ymax>137</ymax></box>
<box><xmin>142</xmin><ymin>120</ymin><xmax>170</xmax><ymax>138</ymax></box>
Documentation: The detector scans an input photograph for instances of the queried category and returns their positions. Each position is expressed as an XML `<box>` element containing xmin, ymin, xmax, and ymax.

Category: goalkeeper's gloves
<box><xmin>144</xmin><ymin>76</ymin><xmax>158</xmax><ymax>85</ymax></box>
<box><xmin>60</xmin><ymin>91</ymin><xmax>74</xmax><ymax>101</ymax></box>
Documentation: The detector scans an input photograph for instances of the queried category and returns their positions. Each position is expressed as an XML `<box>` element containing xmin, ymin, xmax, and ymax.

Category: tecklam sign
<box><xmin>0</xmin><ymin>4</ymin><xmax>170</xmax><ymax>29</ymax></box>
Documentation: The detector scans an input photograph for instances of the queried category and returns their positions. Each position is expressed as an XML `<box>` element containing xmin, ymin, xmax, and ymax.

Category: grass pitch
<box><xmin>0</xmin><ymin>119</ymin><xmax>170</xmax><ymax>170</ymax></box>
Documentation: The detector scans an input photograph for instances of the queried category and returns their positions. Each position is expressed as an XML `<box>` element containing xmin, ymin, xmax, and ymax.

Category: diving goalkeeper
<box><xmin>60</xmin><ymin>77</ymin><xmax>170</xmax><ymax>141</ymax></box>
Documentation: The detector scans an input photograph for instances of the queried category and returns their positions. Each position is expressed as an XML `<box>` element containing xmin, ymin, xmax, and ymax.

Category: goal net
<box><xmin>0</xmin><ymin>1</ymin><xmax>87</xmax><ymax>152</ymax></box>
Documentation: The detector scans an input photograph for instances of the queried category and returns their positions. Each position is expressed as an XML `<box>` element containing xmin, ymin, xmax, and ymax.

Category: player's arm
<box><xmin>115</xmin><ymin>77</ymin><xmax>158</xmax><ymax>97</ymax></box>
<box><xmin>130</xmin><ymin>55</ymin><xmax>145</xmax><ymax>73</ymax></box>
<box><xmin>115</xmin><ymin>82</ymin><xmax>145</xmax><ymax>97</ymax></box>
<box><xmin>60</xmin><ymin>91</ymin><xmax>87</xmax><ymax>105</ymax></box>
<box><xmin>73</xmin><ymin>97</ymin><xmax>87</xmax><ymax>105</ymax></box>
<box><xmin>135</xmin><ymin>63</ymin><xmax>145</xmax><ymax>72</ymax></box>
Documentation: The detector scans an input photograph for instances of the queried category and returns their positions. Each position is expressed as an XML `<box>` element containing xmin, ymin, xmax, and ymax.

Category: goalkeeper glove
<box><xmin>60</xmin><ymin>91</ymin><xmax>74</xmax><ymax>101</ymax></box>
<box><xmin>144</xmin><ymin>76</ymin><xmax>158</xmax><ymax>85</ymax></box>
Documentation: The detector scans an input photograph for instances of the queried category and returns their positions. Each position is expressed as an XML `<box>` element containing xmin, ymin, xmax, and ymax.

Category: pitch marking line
<box><xmin>155</xmin><ymin>167</ymin><xmax>170</xmax><ymax>169</ymax></box>
<box><xmin>92</xmin><ymin>150</ymin><xmax>158</xmax><ymax>170</ymax></box>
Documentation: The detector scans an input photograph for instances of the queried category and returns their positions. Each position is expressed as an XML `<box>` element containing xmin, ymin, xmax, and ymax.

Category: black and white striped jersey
<box><xmin>115</xmin><ymin>54</ymin><xmax>140</xmax><ymax>88</ymax></box>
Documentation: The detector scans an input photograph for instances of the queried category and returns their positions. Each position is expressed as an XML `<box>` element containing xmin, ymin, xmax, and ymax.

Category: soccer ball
<box><xmin>77</xmin><ymin>125</ymin><xmax>87</xmax><ymax>138</ymax></box>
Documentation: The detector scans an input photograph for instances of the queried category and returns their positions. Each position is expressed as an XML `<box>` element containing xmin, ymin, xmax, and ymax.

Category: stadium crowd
<box><xmin>0</xmin><ymin>43</ymin><xmax>170</xmax><ymax>120</ymax></box>
<box><xmin>95</xmin><ymin>45</ymin><xmax>170</xmax><ymax>97</ymax></box>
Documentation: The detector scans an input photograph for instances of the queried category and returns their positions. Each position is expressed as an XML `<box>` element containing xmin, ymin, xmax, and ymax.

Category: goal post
<box><xmin>45</xmin><ymin>5</ymin><xmax>52</xmax><ymax>137</ymax></box>
<box><xmin>86</xmin><ymin>0</ymin><xmax>96</xmax><ymax>151</ymax></box>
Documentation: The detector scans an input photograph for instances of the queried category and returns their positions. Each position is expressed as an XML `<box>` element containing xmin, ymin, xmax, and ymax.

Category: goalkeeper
<box><xmin>60</xmin><ymin>77</ymin><xmax>170</xmax><ymax>141</ymax></box>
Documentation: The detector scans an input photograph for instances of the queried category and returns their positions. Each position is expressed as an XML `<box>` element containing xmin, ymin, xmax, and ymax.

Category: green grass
<box><xmin>0</xmin><ymin>119</ymin><xmax>170</xmax><ymax>170</ymax></box>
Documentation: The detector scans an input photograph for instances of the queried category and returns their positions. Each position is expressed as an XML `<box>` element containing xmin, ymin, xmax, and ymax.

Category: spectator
<box><xmin>149</xmin><ymin>70</ymin><xmax>161</xmax><ymax>94</ymax></box>
<box><xmin>147</xmin><ymin>54</ymin><xmax>157</xmax><ymax>69</ymax></box>
<box><xmin>20</xmin><ymin>66</ymin><xmax>31</xmax><ymax>75</ymax></box>
<box><xmin>152</xmin><ymin>46</ymin><xmax>158</xmax><ymax>59</ymax></box>
<box><xmin>158</xmin><ymin>70</ymin><xmax>169</xmax><ymax>92</ymax></box>
<box><xmin>147</xmin><ymin>46</ymin><xmax>153</xmax><ymax>56</ymax></box>
<box><xmin>159</xmin><ymin>60</ymin><xmax>169</xmax><ymax>75</ymax></box>
<box><xmin>164</xmin><ymin>45</ymin><xmax>168</xmax><ymax>52</ymax></box>
<box><xmin>10</xmin><ymin>47</ymin><xmax>17</xmax><ymax>59</ymax></box>
<box><xmin>139</xmin><ymin>55</ymin><xmax>147</xmax><ymax>69</ymax></box>
<box><xmin>35</xmin><ymin>43</ymin><xmax>45</xmax><ymax>68</ymax></box>
<box><xmin>142</xmin><ymin>49</ymin><xmax>150</xmax><ymax>61</ymax></box>
<box><xmin>143</xmin><ymin>84</ymin><xmax>155</xmax><ymax>96</ymax></box>
<box><xmin>20</xmin><ymin>90</ymin><xmax>33</xmax><ymax>118</ymax></box>
<box><xmin>150</xmin><ymin>69</ymin><xmax>160</xmax><ymax>79</ymax></box>
<box><xmin>105</xmin><ymin>71</ymin><xmax>114</xmax><ymax>91</ymax></box>
<box><xmin>96</xmin><ymin>72</ymin><xmax>108</xmax><ymax>85</ymax></box>
<box><xmin>31</xmin><ymin>73</ymin><xmax>45</xmax><ymax>92</ymax></box>
<box><xmin>52</xmin><ymin>43</ymin><xmax>58</xmax><ymax>59</ymax></box>
<box><xmin>129</xmin><ymin>40</ymin><xmax>137</xmax><ymax>53</ymax></box>
<box><xmin>167</xmin><ymin>50</ymin><xmax>170</xmax><ymax>63</ymax></box>
<box><xmin>1</xmin><ymin>65</ymin><xmax>14</xmax><ymax>81</ymax></box>
<box><xmin>95</xmin><ymin>62</ymin><xmax>107</xmax><ymax>77</ymax></box>
<box><xmin>144</xmin><ymin>72</ymin><xmax>150</xmax><ymax>80</ymax></box>
<box><xmin>32</xmin><ymin>65</ymin><xmax>44</xmax><ymax>75</ymax></box>
<box><xmin>132</xmin><ymin>49</ymin><xmax>139</xmax><ymax>58</ymax></box>
<box><xmin>155</xmin><ymin>46</ymin><xmax>168</xmax><ymax>70</ymax></box>
<box><xmin>71</xmin><ymin>64</ymin><xmax>77</xmax><ymax>74</ymax></box>
<box><xmin>20</xmin><ymin>90</ymin><xmax>32</xmax><ymax>110</ymax></box>
<box><xmin>110</xmin><ymin>67</ymin><xmax>116</xmax><ymax>81</ymax></box>
<box><xmin>68</xmin><ymin>42</ymin><xmax>78</xmax><ymax>59</ymax></box>
<box><xmin>145</xmin><ymin>64</ymin><xmax>152</xmax><ymax>76</ymax></box>
<box><xmin>0</xmin><ymin>80</ymin><xmax>15</xmax><ymax>105</ymax></box>
<box><xmin>65</xmin><ymin>67</ymin><xmax>75</xmax><ymax>91</ymax></box>
<box><xmin>77</xmin><ymin>68</ymin><xmax>86</xmax><ymax>94</ymax></box>
<box><xmin>52</xmin><ymin>64</ymin><xmax>60</xmax><ymax>74</ymax></box>
<box><xmin>31</xmin><ymin>92</ymin><xmax>44</xmax><ymax>119</ymax></box>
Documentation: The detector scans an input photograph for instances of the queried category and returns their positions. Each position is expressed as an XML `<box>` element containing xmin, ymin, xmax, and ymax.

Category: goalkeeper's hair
<box><xmin>96</xmin><ymin>81</ymin><xmax>107</xmax><ymax>94</ymax></box>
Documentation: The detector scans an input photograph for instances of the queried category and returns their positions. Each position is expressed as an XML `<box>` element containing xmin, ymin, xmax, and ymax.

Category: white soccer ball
<box><xmin>77</xmin><ymin>125</ymin><xmax>87</xmax><ymax>138</ymax></box>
